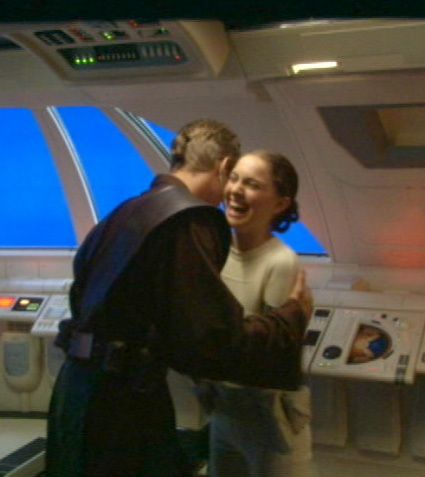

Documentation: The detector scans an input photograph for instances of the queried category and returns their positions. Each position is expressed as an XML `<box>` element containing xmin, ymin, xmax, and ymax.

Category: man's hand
<box><xmin>289</xmin><ymin>269</ymin><xmax>313</xmax><ymax>320</ymax></box>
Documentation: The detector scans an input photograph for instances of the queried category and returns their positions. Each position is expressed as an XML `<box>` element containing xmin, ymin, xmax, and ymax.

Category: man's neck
<box><xmin>172</xmin><ymin>168</ymin><xmax>218</xmax><ymax>205</ymax></box>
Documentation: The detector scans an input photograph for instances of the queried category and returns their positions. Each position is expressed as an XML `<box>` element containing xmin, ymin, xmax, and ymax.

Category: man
<box><xmin>46</xmin><ymin>119</ymin><xmax>311</xmax><ymax>477</ymax></box>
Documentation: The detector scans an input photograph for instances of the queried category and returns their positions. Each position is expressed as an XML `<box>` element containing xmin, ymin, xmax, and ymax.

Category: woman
<box><xmin>208</xmin><ymin>150</ymin><xmax>314</xmax><ymax>477</ymax></box>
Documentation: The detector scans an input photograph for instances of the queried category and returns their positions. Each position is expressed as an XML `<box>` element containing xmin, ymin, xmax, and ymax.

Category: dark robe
<box><xmin>46</xmin><ymin>174</ymin><xmax>307</xmax><ymax>477</ymax></box>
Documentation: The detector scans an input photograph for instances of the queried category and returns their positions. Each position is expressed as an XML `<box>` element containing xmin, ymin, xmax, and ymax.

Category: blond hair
<box><xmin>171</xmin><ymin>119</ymin><xmax>240</xmax><ymax>172</ymax></box>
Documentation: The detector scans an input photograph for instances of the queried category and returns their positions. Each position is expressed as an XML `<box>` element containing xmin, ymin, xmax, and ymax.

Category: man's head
<box><xmin>170</xmin><ymin>119</ymin><xmax>241</xmax><ymax>206</ymax></box>
<box><xmin>171</xmin><ymin>119</ymin><xmax>241</xmax><ymax>172</ymax></box>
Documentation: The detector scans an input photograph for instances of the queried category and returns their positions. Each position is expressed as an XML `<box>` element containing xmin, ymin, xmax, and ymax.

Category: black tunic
<box><xmin>46</xmin><ymin>174</ymin><xmax>307</xmax><ymax>477</ymax></box>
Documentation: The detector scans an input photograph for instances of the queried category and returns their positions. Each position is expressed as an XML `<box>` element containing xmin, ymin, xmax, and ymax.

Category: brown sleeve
<box><xmin>148</xmin><ymin>210</ymin><xmax>307</xmax><ymax>390</ymax></box>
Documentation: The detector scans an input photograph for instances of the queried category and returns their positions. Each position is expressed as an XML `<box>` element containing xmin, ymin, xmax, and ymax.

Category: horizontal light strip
<box><xmin>291</xmin><ymin>61</ymin><xmax>338</xmax><ymax>74</ymax></box>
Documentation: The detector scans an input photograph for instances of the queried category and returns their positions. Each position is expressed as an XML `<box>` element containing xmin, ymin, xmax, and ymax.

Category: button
<box><xmin>322</xmin><ymin>345</ymin><xmax>342</xmax><ymax>359</ymax></box>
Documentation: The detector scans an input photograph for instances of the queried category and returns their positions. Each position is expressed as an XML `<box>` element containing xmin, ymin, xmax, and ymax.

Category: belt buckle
<box><xmin>102</xmin><ymin>341</ymin><xmax>127</xmax><ymax>373</ymax></box>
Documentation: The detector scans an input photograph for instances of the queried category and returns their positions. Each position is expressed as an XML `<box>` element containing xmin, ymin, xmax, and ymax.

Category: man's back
<box><xmin>47</xmin><ymin>176</ymin><xmax>232</xmax><ymax>477</ymax></box>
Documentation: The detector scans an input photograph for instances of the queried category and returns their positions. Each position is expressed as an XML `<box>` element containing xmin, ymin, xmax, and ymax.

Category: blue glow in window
<box><xmin>57</xmin><ymin>106</ymin><xmax>154</xmax><ymax>220</ymax></box>
<box><xmin>274</xmin><ymin>223</ymin><xmax>327</xmax><ymax>256</ymax></box>
<box><xmin>142</xmin><ymin>120</ymin><xmax>328</xmax><ymax>256</ymax></box>
<box><xmin>144</xmin><ymin>119</ymin><xmax>176</xmax><ymax>151</ymax></box>
<box><xmin>0</xmin><ymin>108</ymin><xmax>77</xmax><ymax>248</ymax></box>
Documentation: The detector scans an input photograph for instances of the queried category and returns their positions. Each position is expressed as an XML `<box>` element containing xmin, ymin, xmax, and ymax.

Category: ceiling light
<box><xmin>291</xmin><ymin>61</ymin><xmax>338</xmax><ymax>74</ymax></box>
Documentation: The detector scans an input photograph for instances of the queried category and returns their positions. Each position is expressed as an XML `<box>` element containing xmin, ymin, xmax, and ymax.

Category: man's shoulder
<box><xmin>165</xmin><ymin>202</ymin><xmax>230</xmax><ymax>243</ymax></box>
<box><xmin>142</xmin><ymin>180</ymin><xmax>230</xmax><ymax>245</ymax></box>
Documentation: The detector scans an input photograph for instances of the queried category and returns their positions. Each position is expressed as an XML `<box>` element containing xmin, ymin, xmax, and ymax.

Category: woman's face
<box><xmin>224</xmin><ymin>154</ymin><xmax>288</xmax><ymax>235</ymax></box>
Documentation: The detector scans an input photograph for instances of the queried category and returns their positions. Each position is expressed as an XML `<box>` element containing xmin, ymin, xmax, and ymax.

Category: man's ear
<box><xmin>218</xmin><ymin>157</ymin><xmax>233</xmax><ymax>182</ymax></box>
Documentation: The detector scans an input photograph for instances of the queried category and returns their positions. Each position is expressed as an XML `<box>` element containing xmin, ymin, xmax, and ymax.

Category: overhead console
<box><xmin>230</xmin><ymin>19</ymin><xmax>425</xmax><ymax>80</ymax></box>
<box><xmin>4</xmin><ymin>20</ymin><xmax>230</xmax><ymax>82</ymax></box>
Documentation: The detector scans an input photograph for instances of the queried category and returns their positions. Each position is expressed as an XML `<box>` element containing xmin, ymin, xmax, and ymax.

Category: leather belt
<box><xmin>66</xmin><ymin>332</ymin><xmax>166</xmax><ymax>393</ymax></box>
<box><xmin>68</xmin><ymin>332</ymin><xmax>126</xmax><ymax>360</ymax></box>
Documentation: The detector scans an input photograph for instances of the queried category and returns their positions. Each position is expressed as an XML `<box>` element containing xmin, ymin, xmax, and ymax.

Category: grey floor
<box><xmin>198</xmin><ymin>449</ymin><xmax>425</xmax><ymax>477</ymax></box>
<box><xmin>313</xmin><ymin>448</ymin><xmax>425</xmax><ymax>477</ymax></box>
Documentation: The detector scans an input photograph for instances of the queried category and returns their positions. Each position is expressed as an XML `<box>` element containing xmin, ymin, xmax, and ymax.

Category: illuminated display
<box><xmin>59</xmin><ymin>41</ymin><xmax>186</xmax><ymax>70</ymax></box>
<box><xmin>12</xmin><ymin>297</ymin><xmax>44</xmax><ymax>312</ymax></box>
<box><xmin>100</xmin><ymin>31</ymin><xmax>129</xmax><ymax>41</ymax></box>
<box><xmin>0</xmin><ymin>297</ymin><xmax>16</xmax><ymax>309</ymax></box>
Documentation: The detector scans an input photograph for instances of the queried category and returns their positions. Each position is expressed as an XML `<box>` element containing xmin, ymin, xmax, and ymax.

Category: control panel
<box><xmin>1</xmin><ymin>332</ymin><xmax>43</xmax><ymax>392</ymax></box>
<box><xmin>310</xmin><ymin>307</ymin><xmax>425</xmax><ymax>384</ymax></box>
<box><xmin>31</xmin><ymin>294</ymin><xmax>70</xmax><ymax>337</ymax></box>
<box><xmin>0</xmin><ymin>295</ymin><xmax>47</xmax><ymax>321</ymax></box>
<box><xmin>302</xmin><ymin>307</ymin><xmax>333</xmax><ymax>373</ymax></box>
<box><xmin>415</xmin><ymin>332</ymin><xmax>425</xmax><ymax>374</ymax></box>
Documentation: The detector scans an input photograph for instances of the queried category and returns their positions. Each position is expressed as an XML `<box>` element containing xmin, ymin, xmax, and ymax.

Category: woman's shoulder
<box><xmin>267</xmin><ymin>237</ymin><xmax>299</xmax><ymax>265</ymax></box>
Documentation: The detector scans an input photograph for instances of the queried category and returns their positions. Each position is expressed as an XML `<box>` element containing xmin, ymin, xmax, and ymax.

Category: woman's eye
<box><xmin>248</xmin><ymin>181</ymin><xmax>260</xmax><ymax>189</ymax></box>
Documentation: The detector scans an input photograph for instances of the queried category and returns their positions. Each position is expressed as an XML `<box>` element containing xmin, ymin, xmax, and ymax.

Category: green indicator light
<box><xmin>101</xmin><ymin>31</ymin><xmax>115</xmax><ymax>40</ymax></box>
<box><xmin>154</xmin><ymin>28</ymin><xmax>169</xmax><ymax>36</ymax></box>
<box><xmin>89</xmin><ymin>57</ymin><xmax>95</xmax><ymax>63</ymax></box>
<box><xmin>82</xmin><ymin>58</ymin><xmax>88</xmax><ymax>64</ymax></box>
<box><xmin>75</xmin><ymin>58</ymin><xmax>81</xmax><ymax>64</ymax></box>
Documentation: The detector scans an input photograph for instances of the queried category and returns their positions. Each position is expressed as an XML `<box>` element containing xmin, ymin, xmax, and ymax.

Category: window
<box><xmin>274</xmin><ymin>224</ymin><xmax>327</xmax><ymax>256</ymax></box>
<box><xmin>0</xmin><ymin>108</ymin><xmax>77</xmax><ymax>248</ymax></box>
<box><xmin>144</xmin><ymin>119</ymin><xmax>176</xmax><ymax>152</ymax></box>
<box><xmin>57</xmin><ymin>106</ymin><xmax>154</xmax><ymax>220</ymax></box>
<box><xmin>0</xmin><ymin>106</ymin><xmax>327</xmax><ymax>255</ymax></box>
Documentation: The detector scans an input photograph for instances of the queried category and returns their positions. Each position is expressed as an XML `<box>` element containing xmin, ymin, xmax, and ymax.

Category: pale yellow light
<box><xmin>291</xmin><ymin>61</ymin><xmax>338</xmax><ymax>74</ymax></box>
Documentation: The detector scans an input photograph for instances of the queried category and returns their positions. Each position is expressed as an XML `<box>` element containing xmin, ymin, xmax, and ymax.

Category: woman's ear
<box><xmin>274</xmin><ymin>196</ymin><xmax>292</xmax><ymax>216</ymax></box>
